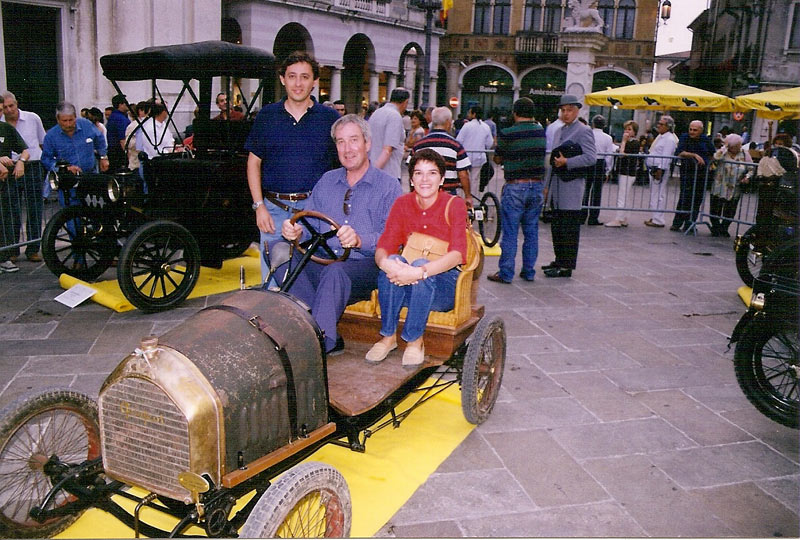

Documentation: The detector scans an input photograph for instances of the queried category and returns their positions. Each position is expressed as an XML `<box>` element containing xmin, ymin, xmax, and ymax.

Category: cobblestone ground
<box><xmin>0</xmin><ymin>209</ymin><xmax>797</xmax><ymax>537</ymax></box>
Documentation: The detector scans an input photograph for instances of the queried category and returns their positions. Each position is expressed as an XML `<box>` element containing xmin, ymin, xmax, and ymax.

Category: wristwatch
<box><xmin>100</xmin><ymin>156</ymin><xmax>108</xmax><ymax>160</ymax></box>
<box><xmin>252</xmin><ymin>200</ymin><xmax>264</xmax><ymax>210</ymax></box>
<box><xmin>19</xmin><ymin>157</ymin><xmax>27</xmax><ymax>163</ymax></box>
<box><xmin>421</xmin><ymin>266</ymin><xmax>428</xmax><ymax>280</ymax></box>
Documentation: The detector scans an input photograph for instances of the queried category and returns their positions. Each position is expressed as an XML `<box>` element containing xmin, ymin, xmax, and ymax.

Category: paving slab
<box><xmin>756</xmin><ymin>475</ymin><xmax>800</xmax><ymax>513</ymax></box>
<box><xmin>553</xmin><ymin>371</ymin><xmax>653</xmax><ymax>421</ymax></box>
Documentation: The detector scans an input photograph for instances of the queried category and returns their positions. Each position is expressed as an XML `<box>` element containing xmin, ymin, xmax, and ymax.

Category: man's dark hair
<box><xmin>150</xmin><ymin>102</ymin><xmax>167</xmax><ymax>118</ymax></box>
<box><xmin>408</xmin><ymin>147</ymin><xmax>446</xmax><ymax>177</ymax></box>
<box><xmin>469</xmin><ymin>105</ymin><xmax>483</xmax><ymax>119</ymax></box>
<box><xmin>89</xmin><ymin>107</ymin><xmax>104</xmax><ymax>123</ymax></box>
<box><xmin>390</xmin><ymin>87</ymin><xmax>410</xmax><ymax>104</ymax></box>
<box><xmin>512</xmin><ymin>97</ymin><xmax>535</xmax><ymax>119</ymax></box>
<box><xmin>137</xmin><ymin>101</ymin><xmax>151</xmax><ymax>116</ymax></box>
<box><xmin>112</xmin><ymin>94</ymin><xmax>126</xmax><ymax>108</ymax></box>
<box><xmin>333</xmin><ymin>99</ymin><xmax>345</xmax><ymax>106</ymax></box>
<box><xmin>279</xmin><ymin>51</ymin><xmax>320</xmax><ymax>80</ymax></box>
<box><xmin>591</xmin><ymin>114</ymin><xmax>606</xmax><ymax>129</ymax></box>
<box><xmin>216</xmin><ymin>92</ymin><xmax>227</xmax><ymax>104</ymax></box>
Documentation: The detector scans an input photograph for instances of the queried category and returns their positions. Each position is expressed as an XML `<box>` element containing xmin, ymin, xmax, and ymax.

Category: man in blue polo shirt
<box><xmin>41</xmin><ymin>101</ymin><xmax>109</xmax><ymax>208</ymax></box>
<box><xmin>245</xmin><ymin>52</ymin><xmax>340</xmax><ymax>280</ymax></box>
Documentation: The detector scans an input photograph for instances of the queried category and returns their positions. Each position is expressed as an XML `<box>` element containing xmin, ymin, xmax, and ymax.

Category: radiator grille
<box><xmin>100</xmin><ymin>376</ymin><xmax>190</xmax><ymax>499</ymax></box>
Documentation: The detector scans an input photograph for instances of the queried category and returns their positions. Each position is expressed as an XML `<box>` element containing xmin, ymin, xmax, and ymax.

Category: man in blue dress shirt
<box><xmin>277</xmin><ymin>115</ymin><xmax>402</xmax><ymax>355</ymax></box>
<box><xmin>245</xmin><ymin>51</ymin><xmax>340</xmax><ymax>281</ymax></box>
<box><xmin>41</xmin><ymin>101</ymin><xmax>109</xmax><ymax>208</ymax></box>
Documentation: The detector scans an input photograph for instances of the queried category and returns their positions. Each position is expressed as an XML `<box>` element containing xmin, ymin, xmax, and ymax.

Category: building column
<box><xmin>369</xmin><ymin>71</ymin><xmax>380</xmax><ymax>104</ymax></box>
<box><xmin>513</xmin><ymin>86</ymin><xmax>520</xmax><ymax>102</ymax></box>
<box><xmin>428</xmin><ymin>77</ymin><xmax>437</xmax><ymax>106</ymax></box>
<box><xmin>330</xmin><ymin>66</ymin><xmax>343</xmax><ymax>102</ymax></box>
<box><xmin>560</xmin><ymin>30</ymin><xmax>608</xmax><ymax>122</ymax></box>
<box><xmin>386</xmin><ymin>72</ymin><xmax>397</xmax><ymax>99</ymax></box>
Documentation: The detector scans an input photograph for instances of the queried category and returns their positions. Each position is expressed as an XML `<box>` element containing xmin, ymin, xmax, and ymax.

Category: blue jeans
<box><xmin>498</xmin><ymin>182</ymin><xmax>544</xmax><ymax>281</ymax></box>
<box><xmin>377</xmin><ymin>255</ymin><xmax>458</xmax><ymax>343</ymax></box>
<box><xmin>259</xmin><ymin>197</ymin><xmax>307</xmax><ymax>282</ymax></box>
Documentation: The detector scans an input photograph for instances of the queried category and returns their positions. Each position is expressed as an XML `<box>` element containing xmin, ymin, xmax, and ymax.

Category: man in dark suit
<box><xmin>671</xmin><ymin>120</ymin><xmax>715</xmax><ymax>232</ymax></box>
<box><xmin>544</xmin><ymin>94</ymin><xmax>597</xmax><ymax>278</ymax></box>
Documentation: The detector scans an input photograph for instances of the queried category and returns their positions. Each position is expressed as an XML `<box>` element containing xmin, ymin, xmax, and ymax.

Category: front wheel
<box><xmin>0</xmin><ymin>388</ymin><xmax>100</xmax><ymax>538</ymax></box>
<box><xmin>734</xmin><ymin>316</ymin><xmax>799</xmax><ymax>429</ymax></box>
<box><xmin>478</xmin><ymin>192</ymin><xmax>501</xmax><ymax>247</ymax></box>
<box><xmin>239</xmin><ymin>462</ymin><xmax>351</xmax><ymax>538</ymax></box>
<box><xmin>41</xmin><ymin>206</ymin><xmax>116</xmax><ymax>281</ymax></box>
<box><xmin>461</xmin><ymin>315</ymin><xmax>506</xmax><ymax>424</ymax></box>
<box><xmin>117</xmin><ymin>220</ymin><xmax>201</xmax><ymax>312</ymax></box>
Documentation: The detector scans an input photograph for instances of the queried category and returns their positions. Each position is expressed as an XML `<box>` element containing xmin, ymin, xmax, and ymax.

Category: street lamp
<box><xmin>651</xmin><ymin>0</ymin><xmax>673</xmax><ymax>82</ymax></box>
<box><xmin>410</xmin><ymin>0</ymin><xmax>442</xmax><ymax>107</ymax></box>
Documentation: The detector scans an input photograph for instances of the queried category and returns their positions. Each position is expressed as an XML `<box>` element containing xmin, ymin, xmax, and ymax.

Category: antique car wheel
<box><xmin>240</xmin><ymin>462</ymin><xmax>351</xmax><ymax>538</ymax></box>
<box><xmin>461</xmin><ymin>315</ymin><xmax>506</xmax><ymax>424</ymax></box>
<box><xmin>290</xmin><ymin>210</ymin><xmax>350</xmax><ymax>265</ymax></box>
<box><xmin>735</xmin><ymin>225</ymin><xmax>764</xmax><ymax>286</ymax></box>
<box><xmin>42</xmin><ymin>206</ymin><xmax>116</xmax><ymax>281</ymax></box>
<box><xmin>734</xmin><ymin>317</ymin><xmax>799</xmax><ymax>429</ymax></box>
<box><xmin>478</xmin><ymin>192</ymin><xmax>501</xmax><ymax>248</ymax></box>
<box><xmin>0</xmin><ymin>388</ymin><xmax>100</xmax><ymax>538</ymax></box>
<box><xmin>118</xmin><ymin>220</ymin><xmax>201</xmax><ymax>312</ymax></box>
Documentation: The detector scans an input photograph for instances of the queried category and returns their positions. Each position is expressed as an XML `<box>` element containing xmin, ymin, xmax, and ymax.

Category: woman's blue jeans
<box><xmin>377</xmin><ymin>255</ymin><xmax>458</xmax><ymax>343</ymax></box>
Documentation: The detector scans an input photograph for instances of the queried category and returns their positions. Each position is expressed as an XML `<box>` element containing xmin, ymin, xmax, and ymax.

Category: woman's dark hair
<box><xmin>409</xmin><ymin>109</ymin><xmax>428</xmax><ymax>130</ymax></box>
<box><xmin>408</xmin><ymin>148</ymin><xmax>445</xmax><ymax>177</ymax></box>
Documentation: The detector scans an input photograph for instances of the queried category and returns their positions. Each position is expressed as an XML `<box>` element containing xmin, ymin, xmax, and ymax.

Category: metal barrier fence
<box><xmin>0</xmin><ymin>163</ymin><xmax>60</xmax><ymax>257</ymax></box>
<box><xmin>464</xmin><ymin>149</ymin><xmax>759</xmax><ymax>237</ymax></box>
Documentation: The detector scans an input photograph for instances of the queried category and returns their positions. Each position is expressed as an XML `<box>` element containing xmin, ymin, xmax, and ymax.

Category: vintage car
<box><xmin>41</xmin><ymin>41</ymin><xmax>272</xmax><ymax>311</ymax></box>
<box><xmin>0</xmin><ymin>198</ymin><xmax>506</xmax><ymax>537</ymax></box>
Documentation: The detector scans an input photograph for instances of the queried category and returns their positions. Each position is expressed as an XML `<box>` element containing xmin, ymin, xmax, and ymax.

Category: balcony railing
<box><xmin>336</xmin><ymin>0</ymin><xmax>387</xmax><ymax>15</ymax></box>
<box><xmin>515</xmin><ymin>32</ymin><xmax>565</xmax><ymax>54</ymax></box>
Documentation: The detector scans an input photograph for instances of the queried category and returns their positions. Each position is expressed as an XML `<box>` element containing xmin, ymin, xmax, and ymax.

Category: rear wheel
<box><xmin>240</xmin><ymin>462</ymin><xmax>351</xmax><ymax>538</ymax></box>
<box><xmin>734</xmin><ymin>316</ymin><xmax>799</xmax><ymax>429</ymax></box>
<box><xmin>478</xmin><ymin>192</ymin><xmax>501</xmax><ymax>247</ymax></box>
<box><xmin>41</xmin><ymin>206</ymin><xmax>116</xmax><ymax>281</ymax></box>
<box><xmin>118</xmin><ymin>220</ymin><xmax>201</xmax><ymax>312</ymax></box>
<box><xmin>461</xmin><ymin>315</ymin><xmax>506</xmax><ymax>424</ymax></box>
<box><xmin>0</xmin><ymin>388</ymin><xmax>100</xmax><ymax>538</ymax></box>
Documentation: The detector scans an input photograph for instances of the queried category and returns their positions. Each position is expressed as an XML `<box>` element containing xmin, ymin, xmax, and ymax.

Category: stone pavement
<box><xmin>0</xmin><ymin>215</ymin><xmax>798</xmax><ymax>537</ymax></box>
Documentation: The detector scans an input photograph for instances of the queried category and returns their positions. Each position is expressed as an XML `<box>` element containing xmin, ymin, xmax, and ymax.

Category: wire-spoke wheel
<box><xmin>478</xmin><ymin>191</ymin><xmax>501</xmax><ymax>247</ymax></box>
<box><xmin>240</xmin><ymin>462</ymin><xmax>350</xmax><ymax>538</ymax></box>
<box><xmin>41</xmin><ymin>206</ymin><xmax>116</xmax><ymax>281</ymax></box>
<box><xmin>734</xmin><ymin>317</ymin><xmax>799</xmax><ymax>429</ymax></box>
<box><xmin>462</xmin><ymin>315</ymin><xmax>506</xmax><ymax>424</ymax></box>
<box><xmin>118</xmin><ymin>220</ymin><xmax>201</xmax><ymax>312</ymax></box>
<box><xmin>735</xmin><ymin>225</ymin><xmax>766</xmax><ymax>286</ymax></box>
<box><xmin>0</xmin><ymin>388</ymin><xmax>100</xmax><ymax>538</ymax></box>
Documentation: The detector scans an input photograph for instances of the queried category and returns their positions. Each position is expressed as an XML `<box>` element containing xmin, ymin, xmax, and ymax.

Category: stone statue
<box><xmin>563</xmin><ymin>0</ymin><xmax>604</xmax><ymax>32</ymax></box>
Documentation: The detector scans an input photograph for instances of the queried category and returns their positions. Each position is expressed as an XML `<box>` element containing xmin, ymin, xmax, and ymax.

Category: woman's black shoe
<box><xmin>543</xmin><ymin>267</ymin><xmax>572</xmax><ymax>278</ymax></box>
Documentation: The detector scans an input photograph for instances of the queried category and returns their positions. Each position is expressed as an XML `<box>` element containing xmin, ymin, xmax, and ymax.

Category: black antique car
<box><xmin>41</xmin><ymin>41</ymin><xmax>273</xmax><ymax>311</ymax></box>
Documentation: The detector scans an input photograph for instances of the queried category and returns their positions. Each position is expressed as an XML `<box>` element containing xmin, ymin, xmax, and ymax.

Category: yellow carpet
<box><xmin>58</xmin><ymin>247</ymin><xmax>263</xmax><ymax>312</ymax></box>
<box><xmin>56</xmin><ymin>382</ymin><xmax>474</xmax><ymax>538</ymax></box>
<box><xmin>738</xmin><ymin>285</ymin><xmax>753</xmax><ymax>307</ymax></box>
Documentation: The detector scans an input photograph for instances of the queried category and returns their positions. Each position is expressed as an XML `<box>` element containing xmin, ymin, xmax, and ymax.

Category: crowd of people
<box><xmin>1</xmin><ymin>51</ymin><xmax>797</xmax><ymax>367</ymax></box>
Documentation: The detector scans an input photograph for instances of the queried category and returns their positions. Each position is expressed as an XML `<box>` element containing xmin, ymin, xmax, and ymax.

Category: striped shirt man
<box><xmin>495</xmin><ymin>120</ymin><xmax>546</xmax><ymax>180</ymax></box>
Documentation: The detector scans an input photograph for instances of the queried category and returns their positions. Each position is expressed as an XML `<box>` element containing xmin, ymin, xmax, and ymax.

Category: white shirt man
<box><xmin>138</xmin><ymin>104</ymin><xmax>174</xmax><ymax>159</ymax></box>
<box><xmin>644</xmin><ymin>115</ymin><xmax>679</xmax><ymax>227</ymax></box>
<box><xmin>456</xmin><ymin>106</ymin><xmax>494</xmax><ymax>196</ymax></box>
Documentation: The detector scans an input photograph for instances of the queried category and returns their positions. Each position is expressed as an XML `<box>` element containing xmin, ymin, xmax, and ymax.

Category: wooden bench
<box><xmin>338</xmin><ymin>230</ymin><xmax>485</xmax><ymax>360</ymax></box>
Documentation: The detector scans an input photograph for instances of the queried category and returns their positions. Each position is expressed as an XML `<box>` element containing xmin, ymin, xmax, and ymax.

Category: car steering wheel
<box><xmin>289</xmin><ymin>210</ymin><xmax>351</xmax><ymax>265</ymax></box>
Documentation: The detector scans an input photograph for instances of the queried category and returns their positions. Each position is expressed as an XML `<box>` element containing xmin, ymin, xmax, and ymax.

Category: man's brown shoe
<box><xmin>26</xmin><ymin>253</ymin><xmax>43</xmax><ymax>262</ymax></box>
<box><xmin>644</xmin><ymin>219</ymin><xmax>664</xmax><ymax>228</ymax></box>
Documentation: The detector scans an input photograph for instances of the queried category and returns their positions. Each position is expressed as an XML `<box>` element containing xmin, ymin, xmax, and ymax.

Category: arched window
<box><xmin>598</xmin><ymin>0</ymin><xmax>614</xmax><ymax>37</ymax></box>
<box><xmin>493</xmin><ymin>0</ymin><xmax>511</xmax><ymax>34</ymax></box>
<box><xmin>544</xmin><ymin>0</ymin><xmax>562</xmax><ymax>33</ymax></box>
<box><xmin>615</xmin><ymin>0</ymin><xmax>636</xmax><ymax>39</ymax></box>
<box><xmin>474</xmin><ymin>0</ymin><xmax>492</xmax><ymax>34</ymax></box>
<box><xmin>524</xmin><ymin>0</ymin><xmax>543</xmax><ymax>32</ymax></box>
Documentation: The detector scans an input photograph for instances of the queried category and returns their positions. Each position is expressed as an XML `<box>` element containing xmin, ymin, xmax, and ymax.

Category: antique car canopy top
<box><xmin>99</xmin><ymin>40</ymin><xmax>275</xmax><ymax>81</ymax></box>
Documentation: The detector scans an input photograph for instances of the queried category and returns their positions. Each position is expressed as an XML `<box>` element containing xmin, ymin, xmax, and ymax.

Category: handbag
<box><xmin>400</xmin><ymin>197</ymin><xmax>455</xmax><ymax>262</ymax></box>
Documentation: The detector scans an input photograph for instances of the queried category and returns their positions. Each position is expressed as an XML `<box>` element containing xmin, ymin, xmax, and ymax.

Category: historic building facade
<box><xmin>0</xmin><ymin>0</ymin><xmax>440</xmax><ymax>130</ymax></box>
<box><xmin>682</xmin><ymin>0</ymin><xmax>800</xmax><ymax>140</ymax></box>
<box><xmin>438</xmin><ymin>0</ymin><xmax>660</xmax><ymax>131</ymax></box>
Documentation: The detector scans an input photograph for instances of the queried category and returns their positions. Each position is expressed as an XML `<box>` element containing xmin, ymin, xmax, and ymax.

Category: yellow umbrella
<box><xmin>735</xmin><ymin>87</ymin><xmax>800</xmax><ymax>120</ymax></box>
<box><xmin>585</xmin><ymin>80</ymin><xmax>734</xmax><ymax>112</ymax></box>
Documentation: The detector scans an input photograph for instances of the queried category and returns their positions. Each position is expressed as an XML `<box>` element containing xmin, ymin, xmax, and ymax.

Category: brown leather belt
<box><xmin>265</xmin><ymin>190</ymin><xmax>311</xmax><ymax>201</ymax></box>
<box><xmin>506</xmin><ymin>178</ymin><xmax>542</xmax><ymax>184</ymax></box>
